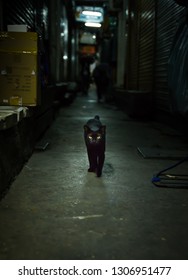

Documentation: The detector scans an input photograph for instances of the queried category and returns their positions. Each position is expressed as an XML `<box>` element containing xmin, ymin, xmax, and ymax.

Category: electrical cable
<box><xmin>151</xmin><ymin>155</ymin><xmax>188</xmax><ymax>188</ymax></box>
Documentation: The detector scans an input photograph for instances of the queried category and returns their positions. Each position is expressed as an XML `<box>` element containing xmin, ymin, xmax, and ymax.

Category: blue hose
<box><xmin>152</xmin><ymin>156</ymin><xmax>188</xmax><ymax>186</ymax></box>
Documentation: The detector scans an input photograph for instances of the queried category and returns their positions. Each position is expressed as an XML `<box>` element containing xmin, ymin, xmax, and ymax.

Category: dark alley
<box><xmin>0</xmin><ymin>87</ymin><xmax>188</xmax><ymax>260</ymax></box>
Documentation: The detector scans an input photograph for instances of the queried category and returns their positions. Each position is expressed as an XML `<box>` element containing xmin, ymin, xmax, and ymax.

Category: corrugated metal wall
<box><xmin>127</xmin><ymin>0</ymin><xmax>155</xmax><ymax>92</ymax></box>
<box><xmin>3</xmin><ymin>0</ymin><xmax>35</xmax><ymax>31</ymax></box>
<box><xmin>127</xmin><ymin>0</ymin><xmax>185</xmax><ymax>113</ymax></box>
<box><xmin>155</xmin><ymin>0</ymin><xmax>185</xmax><ymax>112</ymax></box>
<box><xmin>2</xmin><ymin>0</ymin><xmax>49</xmax><ymax>36</ymax></box>
<box><xmin>127</xmin><ymin>0</ymin><xmax>139</xmax><ymax>89</ymax></box>
<box><xmin>138</xmin><ymin>0</ymin><xmax>155</xmax><ymax>91</ymax></box>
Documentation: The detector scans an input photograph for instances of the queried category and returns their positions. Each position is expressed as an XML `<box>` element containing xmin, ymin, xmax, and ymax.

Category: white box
<box><xmin>7</xmin><ymin>25</ymin><xmax>28</xmax><ymax>32</ymax></box>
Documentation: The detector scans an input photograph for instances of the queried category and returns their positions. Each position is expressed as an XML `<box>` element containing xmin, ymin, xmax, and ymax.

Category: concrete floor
<box><xmin>0</xmin><ymin>85</ymin><xmax>188</xmax><ymax>260</ymax></box>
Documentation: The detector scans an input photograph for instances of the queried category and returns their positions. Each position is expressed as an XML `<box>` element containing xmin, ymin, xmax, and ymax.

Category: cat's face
<box><xmin>84</xmin><ymin>124</ymin><xmax>106</xmax><ymax>147</ymax></box>
<box><xmin>87</xmin><ymin>132</ymin><xmax>103</xmax><ymax>145</ymax></box>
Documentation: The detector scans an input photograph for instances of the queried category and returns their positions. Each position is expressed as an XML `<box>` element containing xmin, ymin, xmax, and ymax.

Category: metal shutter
<box><xmin>127</xmin><ymin>0</ymin><xmax>139</xmax><ymax>89</ymax></box>
<box><xmin>3</xmin><ymin>0</ymin><xmax>35</xmax><ymax>30</ymax></box>
<box><xmin>138</xmin><ymin>0</ymin><xmax>155</xmax><ymax>91</ymax></box>
<box><xmin>3</xmin><ymin>0</ymin><xmax>49</xmax><ymax>36</ymax></box>
<box><xmin>155</xmin><ymin>0</ymin><xmax>184</xmax><ymax>112</ymax></box>
<box><xmin>127</xmin><ymin>0</ymin><xmax>155</xmax><ymax>91</ymax></box>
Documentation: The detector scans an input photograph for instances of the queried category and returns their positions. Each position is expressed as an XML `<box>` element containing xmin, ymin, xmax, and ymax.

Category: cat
<box><xmin>84</xmin><ymin>115</ymin><xmax>106</xmax><ymax>177</ymax></box>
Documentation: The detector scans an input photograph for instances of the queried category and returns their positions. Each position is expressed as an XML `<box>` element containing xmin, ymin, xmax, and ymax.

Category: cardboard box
<box><xmin>0</xmin><ymin>32</ymin><xmax>41</xmax><ymax>106</ymax></box>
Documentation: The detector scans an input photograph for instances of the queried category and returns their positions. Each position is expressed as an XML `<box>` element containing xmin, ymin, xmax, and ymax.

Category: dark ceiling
<box><xmin>74</xmin><ymin>0</ymin><xmax>109</xmax><ymax>7</ymax></box>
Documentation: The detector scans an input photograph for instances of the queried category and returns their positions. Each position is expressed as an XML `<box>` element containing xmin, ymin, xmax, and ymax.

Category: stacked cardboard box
<box><xmin>0</xmin><ymin>32</ymin><xmax>41</xmax><ymax>106</ymax></box>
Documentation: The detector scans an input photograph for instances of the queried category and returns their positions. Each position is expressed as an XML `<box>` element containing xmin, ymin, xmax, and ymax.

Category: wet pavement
<box><xmin>0</xmin><ymin>85</ymin><xmax>188</xmax><ymax>260</ymax></box>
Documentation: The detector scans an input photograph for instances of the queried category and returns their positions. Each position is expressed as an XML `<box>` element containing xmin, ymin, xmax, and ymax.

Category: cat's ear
<box><xmin>84</xmin><ymin>125</ymin><xmax>89</xmax><ymax>132</ymax></box>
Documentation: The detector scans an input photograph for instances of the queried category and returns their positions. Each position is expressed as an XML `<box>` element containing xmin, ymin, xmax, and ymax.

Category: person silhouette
<box><xmin>92</xmin><ymin>61</ymin><xmax>111</xmax><ymax>102</ymax></box>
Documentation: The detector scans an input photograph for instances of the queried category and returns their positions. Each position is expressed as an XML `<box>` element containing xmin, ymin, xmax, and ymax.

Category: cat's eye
<box><xmin>88</xmin><ymin>135</ymin><xmax>93</xmax><ymax>140</ymax></box>
<box><xmin>97</xmin><ymin>135</ymin><xmax>102</xmax><ymax>140</ymax></box>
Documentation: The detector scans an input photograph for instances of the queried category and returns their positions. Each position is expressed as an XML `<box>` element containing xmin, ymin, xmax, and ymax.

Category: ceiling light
<box><xmin>82</xmin><ymin>11</ymin><xmax>102</xmax><ymax>17</ymax></box>
<box><xmin>85</xmin><ymin>22</ymin><xmax>101</xmax><ymax>28</ymax></box>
